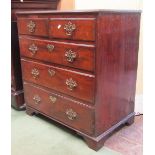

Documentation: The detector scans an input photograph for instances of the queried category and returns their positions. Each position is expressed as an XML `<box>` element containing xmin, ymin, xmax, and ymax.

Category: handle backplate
<box><xmin>66</xmin><ymin>109</ymin><xmax>77</xmax><ymax>120</ymax></box>
<box><xmin>64</xmin><ymin>21</ymin><xmax>76</xmax><ymax>36</ymax></box>
<box><xmin>27</xmin><ymin>20</ymin><xmax>36</xmax><ymax>33</ymax></box>
<box><xmin>31</xmin><ymin>68</ymin><xmax>39</xmax><ymax>79</ymax></box>
<box><xmin>33</xmin><ymin>95</ymin><xmax>41</xmax><ymax>104</ymax></box>
<box><xmin>65</xmin><ymin>49</ymin><xmax>77</xmax><ymax>62</ymax></box>
<box><xmin>29</xmin><ymin>43</ymin><xmax>38</xmax><ymax>56</ymax></box>
<box><xmin>66</xmin><ymin>78</ymin><xmax>77</xmax><ymax>91</ymax></box>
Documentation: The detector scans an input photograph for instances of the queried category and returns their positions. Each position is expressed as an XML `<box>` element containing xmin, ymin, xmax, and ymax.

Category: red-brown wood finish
<box><xmin>11</xmin><ymin>22</ymin><xmax>23</xmax><ymax>91</ymax></box>
<box><xmin>16</xmin><ymin>10</ymin><xmax>141</xmax><ymax>151</ymax></box>
<box><xmin>11</xmin><ymin>21</ymin><xmax>25</xmax><ymax>110</ymax></box>
<box><xmin>18</xmin><ymin>18</ymin><xmax>48</xmax><ymax>37</ymax></box>
<box><xmin>24</xmin><ymin>82</ymin><xmax>95</xmax><ymax>135</ymax></box>
<box><xmin>21</xmin><ymin>59</ymin><xmax>95</xmax><ymax>103</ymax></box>
<box><xmin>95</xmin><ymin>13</ymin><xmax>141</xmax><ymax>136</ymax></box>
<box><xmin>49</xmin><ymin>18</ymin><xmax>96</xmax><ymax>41</ymax></box>
<box><xmin>19</xmin><ymin>36</ymin><xmax>95</xmax><ymax>71</ymax></box>
<box><xmin>11</xmin><ymin>0</ymin><xmax>60</xmax><ymax>21</ymax></box>
<box><xmin>11</xmin><ymin>0</ymin><xmax>59</xmax><ymax>110</ymax></box>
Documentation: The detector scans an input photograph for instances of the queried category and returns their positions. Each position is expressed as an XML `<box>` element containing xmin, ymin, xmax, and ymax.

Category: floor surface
<box><xmin>11</xmin><ymin>108</ymin><xmax>143</xmax><ymax>155</ymax></box>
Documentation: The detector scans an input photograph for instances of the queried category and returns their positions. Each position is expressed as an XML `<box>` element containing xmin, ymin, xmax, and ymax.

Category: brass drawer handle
<box><xmin>49</xmin><ymin>96</ymin><xmax>57</xmax><ymax>103</ymax></box>
<box><xmin>47</xmin><ymin>44</ymin><xmax>54</xmax><ymax>52</ymax></box>
<box><xmin>48</xmin><ymin>69</ymin><xmax>55</xmax><ymax>77</ymax></box>
<box><xmin>66</xmin><ymin>109</ymin><xmax>77</xmax><ymax>120</ymax></box>
<box><xmin>66</xmin><ymin>78</ymin><xmax>77</xmax><ymax>91</ymax></box>
<box><xmin>65</xmin><ymin>49</ymin><xmax>77</xmax><ymax>63</ymax></box>
<box><xmin>31</xmin><ymin>68</ymin><xmax>39</xmax><ymax>79</ymax></box>
<box><xmin>27</xmin><ymin>20</ymin><xmax>36</xmax><ymax>33</ymax></box>
<box><xmin>64</xmin><ymin>21</ymin><xmax>76</xmax><ymax>36</ymax></box>
<box><xmin>33</xmin><ymin>95</ymin><xmax>41</xmax><ymax>104</ymax></box>
<box><xmin>29</xmin><ymin>43</ymin><xmax>38</xmax><ymax>56</ymax></box>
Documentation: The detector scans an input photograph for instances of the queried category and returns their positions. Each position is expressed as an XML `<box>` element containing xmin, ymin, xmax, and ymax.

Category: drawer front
<box><xmin>24</xmin><ymin>83</ymin><xmax>94</xmax><ymax>135</ymax></box>
<box><xmin>19</xmin><ymin>37</ymin><xmax>95</xmax><ymax>71</ymax></box>
<box><xmin>17</xmin><ymin>18</ymin><xmax>48</xmax><ymax>36</ymax></box>
<box><xmin>21</xmin><ymin>59</ymin><xmax>95</xmax><ymax>103</ymax></box>
<box><xmin>49</xmin><ymin>18</ymin><xmax>96</xmax><ymax>41</ymax></box>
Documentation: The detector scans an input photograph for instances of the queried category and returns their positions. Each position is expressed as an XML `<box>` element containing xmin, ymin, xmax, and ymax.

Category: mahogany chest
<box><xmin>11</xmin><ymin>0</ymin><xmax>59</xmax><ymax>110</ymax></box>
<box><xmin>16</xmin><ymin>10</ymin><xmax>141</xmax><ymax>150</ymax></box>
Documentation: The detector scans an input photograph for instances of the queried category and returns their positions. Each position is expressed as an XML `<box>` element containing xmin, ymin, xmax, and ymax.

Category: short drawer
<box><xmin>21</xmin><ymin>59</ymin><xmax>95</xmax><ymax>103</ymax></box>
<box><xmin>17</xmin><ymin>18</ymin><xmax>48</xmax><ymax>36</ymax></box>
<box><xmin>24</xmin><ymin>82</ymin><xmax>94</xmax><ymax>135</ymax></box>
<box><xmin>19</xmin><ymin>37</ymin><xmax>95</xmax><ymax>71</ymax></box>
<box><xmin>49</xmin><ymin>18</ymin><xmax>96</xmax><ymax>41</ymax></box>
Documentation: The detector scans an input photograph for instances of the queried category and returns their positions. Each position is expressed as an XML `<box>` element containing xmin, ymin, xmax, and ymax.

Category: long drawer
<box><xmin>24</xmin><ymin>82</ymin><xmax>94</xmax><ymax>135</ymax></box>
<box><xmin>21</xmin><ymin>59</ymin><xmax>95</xmax><ymax>103</ymax></box>
<box><xmin>19</xmin><ymin>37</ymin><xmax>95</xmax><ymax>71</ymax></box>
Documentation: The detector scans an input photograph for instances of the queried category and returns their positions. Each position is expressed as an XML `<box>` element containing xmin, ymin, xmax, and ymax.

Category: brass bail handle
<box><xmin>33</xmin><ymin>95</ymin><xmax>41</xmax><ymax>104</ymax></box>
<box><xmin>65</xmin><ymin>49</ymin><xmax>77</xmax><ymax>63</ymax></box>
<box><xmin>27</xmin><ymin>20</ymin><xmax>36</xmax><ymax>33</ymax></box>
<box><xmin>31</xmin><ymin>68</ymin><xmax>39</xmax><ymax>79</ymax></box>
<box><xmin>66</xmin><ymin>109</ymin><xmax>77</xmax><ymax>120</ymax></box>
<box><xmin>64</xmin><ymin>21</ymin><xmax>76</xmax><ymax>36</ymax></box>
<box><xmin>29</xmin><ymin>43</ymin><xmax>38</xmax><ymax>56</ymax></box>
<box><xmin>66</xmin><ymin>78</ymin><xmax>77</xmax><ymax>91</ymax></box>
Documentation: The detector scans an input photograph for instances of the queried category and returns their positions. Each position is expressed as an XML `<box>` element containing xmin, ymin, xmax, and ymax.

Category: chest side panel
<box><xmin>95</xmin><ymin>13</ymin><xmax>141</xmax><ymax>136</ymax></box>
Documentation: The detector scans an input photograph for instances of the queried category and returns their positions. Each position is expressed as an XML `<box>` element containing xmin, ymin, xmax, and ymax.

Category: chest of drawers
<box><xmin>17</xmin><ymin>10</ymin><xmax>141</xmax><ymax>150</ymax></box>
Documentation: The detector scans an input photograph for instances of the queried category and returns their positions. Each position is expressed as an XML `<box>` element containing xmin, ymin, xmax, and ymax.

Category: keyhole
<box><xmin>58</xmin><ymin>25</ymin><xmax>61</xmax><ymax>29</ymax></box>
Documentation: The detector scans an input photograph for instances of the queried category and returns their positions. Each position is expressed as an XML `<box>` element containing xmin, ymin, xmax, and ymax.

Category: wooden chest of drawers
<box><xmin>17</xmin><ymin>10</ymin><xmax>141</xmax><ymax>150</ymax></box>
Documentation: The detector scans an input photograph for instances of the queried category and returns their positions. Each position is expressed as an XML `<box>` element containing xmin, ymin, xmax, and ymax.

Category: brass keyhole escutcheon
<box><xmin>48</xmin><ymin>69</ymin><xmax>55</xmax><ymax>77</ymax></box>
<box><xmin>47</xmin><ymin>44</ymin><xmax>55</xmax><ymax>52</ymax></box>
<box><xmin>49</xmin><ymin>96</ymin><xmax>57</xmax><ymax>103</ymax></box>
